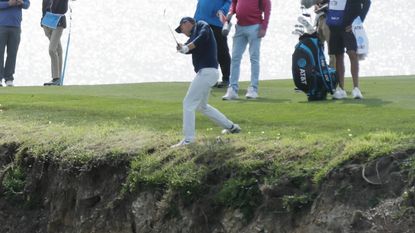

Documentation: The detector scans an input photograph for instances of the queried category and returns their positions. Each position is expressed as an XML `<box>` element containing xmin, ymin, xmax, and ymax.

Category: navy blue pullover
<box><xmin>343</xmin><ymin>0</ymin><xmax>371</xmax><ymax>26</ymax></box>
<box><xmin>185</xmin><ymin>20</ymin><xmax>218</xmax><ymax>73</ymax></box>
<box><xmin>330</xmin><ymin>0</ymin><xmax>371</xmax><ymax>30</ymax></box>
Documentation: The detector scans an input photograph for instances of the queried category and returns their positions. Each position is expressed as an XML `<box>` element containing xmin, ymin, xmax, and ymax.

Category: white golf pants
<box><xmin>183</xmin><ymin>68</ymin><xmax>234</xmax><ymax>142</ymax></box>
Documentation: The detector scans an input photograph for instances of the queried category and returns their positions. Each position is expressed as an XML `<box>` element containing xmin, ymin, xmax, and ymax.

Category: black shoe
<box><xmin>214</xmin><ymin>81</ymin><xmax>229</xmax><ymax>88</ymax></box>
<box><xmin>44</xmin><ymin>78</ymin><xmax>61</xmax><ymax>86</ymax></box>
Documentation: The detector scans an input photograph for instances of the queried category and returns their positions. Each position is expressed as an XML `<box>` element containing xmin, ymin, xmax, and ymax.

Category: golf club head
<box><xmin>292</xmin><ymin>28</ymin><xmax>305</xmax><ymax>36</ymax></box>
<box><xmin>298</xmin><ymin>16</ymin><xmax>316</xmax><ymax>34</ymax></box>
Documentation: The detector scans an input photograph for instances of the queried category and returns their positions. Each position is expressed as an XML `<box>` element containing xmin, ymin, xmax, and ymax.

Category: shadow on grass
<box><xmin>209</xmin><ymin>91</ymin><xmax>291</xmax><ymax>104</ymax></box>
<box><xmin>292</xmin><ymin>97</ymin><xmax>393</xmax><ymax>107</ymax></box>
<box><xmin>246</xmin><ymin>97</ymin><xmax>292</xmax><ymax>104</ymax></box>
<box><xmin>209</xmin><ymin>97</ymin><xmax>292</xmax><ymax>104</ymax></box>
<box><xmin>334</xmin><ymin>98</ymin><xmax>393</xmax><ymax>107</ymax></box>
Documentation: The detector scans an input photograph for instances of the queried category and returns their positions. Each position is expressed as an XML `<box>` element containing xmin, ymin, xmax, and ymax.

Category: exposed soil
<box><xmin>0</xmin><ymin>144</ymin><xmax>414</xmax><ymax>233</ymax></box>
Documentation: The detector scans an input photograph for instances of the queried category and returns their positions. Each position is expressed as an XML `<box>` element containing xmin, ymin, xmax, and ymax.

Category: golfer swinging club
<box><xmin>171</xmin><ymin>17</ymin><xmax>241</xmax><ymax>148</ymax></box>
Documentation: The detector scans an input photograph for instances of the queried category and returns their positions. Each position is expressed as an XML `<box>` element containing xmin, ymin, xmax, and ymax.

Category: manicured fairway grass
<box><xmin>1</xmin><ymin>75</ymin><xmax>414</xmax><ymax>138</ymax></box>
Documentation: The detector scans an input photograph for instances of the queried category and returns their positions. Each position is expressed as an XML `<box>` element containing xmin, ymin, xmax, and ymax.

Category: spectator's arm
<box><xmin>261</xmin><ymin>0</ymin><xmax>272</xmax><ymax>32</ymax></box>
<box><xmin>360</xmin><ymin>0</ymin><xmax>371</xmax><ymax>22</ymax></box>
<box><xmin>63</xmin><ymin>0</ymin><xmax>68</xmax><ymax>13</ymax></box>
<box><xmin>220</xmin><ymin>0</ymin><xmax>231</xmax><ymax>16</ymax></box>
<box><xmin>22</xmin><ymin>0</ymin><xmax>30</xmax><ymax>9</ymax></box>
<box><xmin>229</xmin><ymin>0</ymin><xmax>237</xmax><ymax>14</ymax></box>
<box><xmin>0</xmin><ymin>1</ymin><xmax>12</xmax><ymax>9</ymax></box>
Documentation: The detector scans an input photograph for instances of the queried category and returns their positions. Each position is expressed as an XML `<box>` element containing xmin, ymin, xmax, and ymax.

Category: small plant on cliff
<box><xmin>402</xmin><ymin>187</ymin><xmax>415</xmax><ymax>208</ymax></box>
<box><xmin>282</xmin><ymin>194</ymin><xmax>313</xmax><ymax>212</ymax></box>
<box><xmin>403</xmin><ymin>154</ymin><xmax>415</xmax><ymax>183</ymax></box>
<box><xmin>216</xmin><ymin>177</ymin><xmax>263</xmax><ymax>221</ymax></box>
<box><xmin>1</xmin><ymin>165</ymin><xmax>26</xmax><ymax>202</ymax></box>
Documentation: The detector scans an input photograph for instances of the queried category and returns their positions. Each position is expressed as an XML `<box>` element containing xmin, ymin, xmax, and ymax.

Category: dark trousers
<box><xmin>0</xmin><ymin>26</ymin><xmax>21</xmax><ymax>81</ymax></box>
<box><xmin>210</xmin><ymin>25</ymin><xmax>231</xmax><ymax>83</ymax></box>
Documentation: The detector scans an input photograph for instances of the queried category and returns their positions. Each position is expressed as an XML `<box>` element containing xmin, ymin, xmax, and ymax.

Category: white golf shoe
<box><xmin>332</xmin><ymin>88</ymin><xmax>347</xmax><ymax>100</ymax></box>
<box><xmin>352</xmin><ymin>87</ymin><xmax>363</xmax><ymax>99</ymax></box>
<box><xmin>222</xmin><ymin>87</ymin><xmax>239</xmax><ymax>100</ymax></box>
<box><xmin>171</xmin><ymin>139</ymin><xmax>193</xmax><ymax>148</ymax></box>
<box><xmin>245</xmin><ymin>87</ymin><xmax>258</xmax><ymax>99</ymax></box>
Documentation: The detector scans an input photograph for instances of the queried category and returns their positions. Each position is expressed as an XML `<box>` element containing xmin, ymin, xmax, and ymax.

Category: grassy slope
<box><xmin>1</xmin><ymin>76</ymin><xmax>415</xmax><ymax>209</ymax></box>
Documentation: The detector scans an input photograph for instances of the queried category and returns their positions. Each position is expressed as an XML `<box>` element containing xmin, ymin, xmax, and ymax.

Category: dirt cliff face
<box><xmin>0</xmin><ymin>143</ymin><xmax>414</xmax><ymax>233</ymax></box>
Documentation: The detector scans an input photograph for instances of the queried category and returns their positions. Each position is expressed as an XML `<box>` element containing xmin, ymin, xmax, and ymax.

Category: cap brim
<box><xmin>175</xmin><ymin>26</ymin><xmax>181</xmax><ymax>33</ymax></box>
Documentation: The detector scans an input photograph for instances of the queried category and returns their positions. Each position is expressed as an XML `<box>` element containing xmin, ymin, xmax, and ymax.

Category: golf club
<box><xmin>163</xmin><ymin>9</ymin><xmax>179</xmax><ymax>46</ymax></box>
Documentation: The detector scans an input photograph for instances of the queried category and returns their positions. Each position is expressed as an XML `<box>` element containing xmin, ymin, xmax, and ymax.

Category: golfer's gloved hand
<box><xmin>177</xmin><ymin>44</ymin><xmax>189</xmax><ymax>54</ymax></box>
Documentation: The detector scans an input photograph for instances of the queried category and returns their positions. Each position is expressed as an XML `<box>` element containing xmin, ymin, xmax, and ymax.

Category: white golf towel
<box><xmin>352</xmin><ymin>16</ymin><xmax>369</xmax><ymax>59</ymax></box>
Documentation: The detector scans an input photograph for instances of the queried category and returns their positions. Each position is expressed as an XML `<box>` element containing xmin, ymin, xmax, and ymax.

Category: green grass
<box><xmin>1</xmin><ymin>76</ymin><xmax>414</xmax><ymax>136</ymax></box>
<box><xmin>1</xmin><ymin>76</ymin><xmax>415</xmax><ymax>216</ymax></box>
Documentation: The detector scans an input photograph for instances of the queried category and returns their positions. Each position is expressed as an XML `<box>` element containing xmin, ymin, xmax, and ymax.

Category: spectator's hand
<box><xmin>177</xmin><ymin>44</ymin><xmax>189</xmax><ymax>54</ymax></box>
<box><xmin>258</xmin><ymin>28</ymin><xmax>266</xmax><ymax>38</ymax></box>
<box><xmin>17</xmin><ymin>0</ymin><xmax>23</xmax><ymax>5</ymax></box>
<box><xmin>8</xmin><ymin>0</ymin><xmax>17</xmax><ymax>6</ymax></box>
<box><xmin>345</xmin><ymin>25</ymin><xmax>353</xmax><ymax>32</ymax></box>
<box><xmin>217</xmin><ymin>10</ymin><xmax>227</xmax><ymax>24</ymax></box>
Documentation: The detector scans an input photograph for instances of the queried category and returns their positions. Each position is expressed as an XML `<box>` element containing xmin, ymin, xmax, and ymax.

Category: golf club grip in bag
<box><xmin>292</xmin><ymin>33</ymin><xmax>337</xmax><ymax>101</ymax></box>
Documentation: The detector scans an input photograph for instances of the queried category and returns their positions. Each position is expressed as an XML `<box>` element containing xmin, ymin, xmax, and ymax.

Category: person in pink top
<box><xmin>222</xmin><ymin>0</ymin><xmax>271</xmax><ymax>100</ymax></box>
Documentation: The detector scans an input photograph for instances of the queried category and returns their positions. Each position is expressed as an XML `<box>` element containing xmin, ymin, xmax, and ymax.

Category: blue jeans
<box><xmin>0</xmin><ymin>26</ymin><xmax>21</xmax><ymax>81</ymax></box>
<box><xmin>230</xmin><ymin>24</ymin><xmax>261</xmax><ymax>93</ymax></box>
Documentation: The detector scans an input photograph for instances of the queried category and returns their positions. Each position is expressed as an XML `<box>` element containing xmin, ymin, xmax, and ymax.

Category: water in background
<box><xmin>13</xmin><ymin>0</ymin><xmax>415</xmax><ymax>86</ymax></box>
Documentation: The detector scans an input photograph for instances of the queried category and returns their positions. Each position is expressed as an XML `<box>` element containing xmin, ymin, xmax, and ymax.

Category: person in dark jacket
<box><xmin>327</xmin><ymin>0</ymin><xmax>371</xmax><ymax>99</ymax></box>
<box><xmin>194</xmin><ymin>0</ymin><xmax>231</xmax><ymax>88</ymax></box>
<box><xmin>42</xmin><ymin>0</ymin><xmax>69</xmax><ymax>86</ymax></box>
<box><xmin>171</xmin><ymin>17</ymin><xmax>240</xmax><ymax>148</ymax></box>
<box><xmin>0</xmin><ymin>0</ymin><xmax>30</xmax><ymax>87</ymax></box>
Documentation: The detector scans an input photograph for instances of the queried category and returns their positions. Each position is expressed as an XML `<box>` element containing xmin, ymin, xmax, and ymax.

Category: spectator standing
<box><xmin>0</xmin><ymin>0</ymin><xmax>30</xmax><ymax>87</ymax></box>
<box><xmin>222</xmin><ymin>0</ymin><xmax>271</xmax><ymax>100</ymax></box>
<box><xmin>327</xmin><ymin>0</ymin><xmax>371</xmax><ymax>99</ymax></box>
<box><xmin>194</xmin><ymin>0</ymin><xmax>232</xmax><ymax>88</ymax></box>
<box><xmin>42</xmin><ymin>0</ymin><xmax>69</xmax><ymax>86</ymax></box>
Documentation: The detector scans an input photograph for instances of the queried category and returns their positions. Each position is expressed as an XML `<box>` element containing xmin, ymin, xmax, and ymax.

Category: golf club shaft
<box><xmin>167</xmin><ymin>24</ymin><xmax>179</xmax><ymax>45</ymax></box>
<box><xmin>163</xmin><ymin>9</ymin><xmax>179</xmax><ymax>46</ymax></box>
